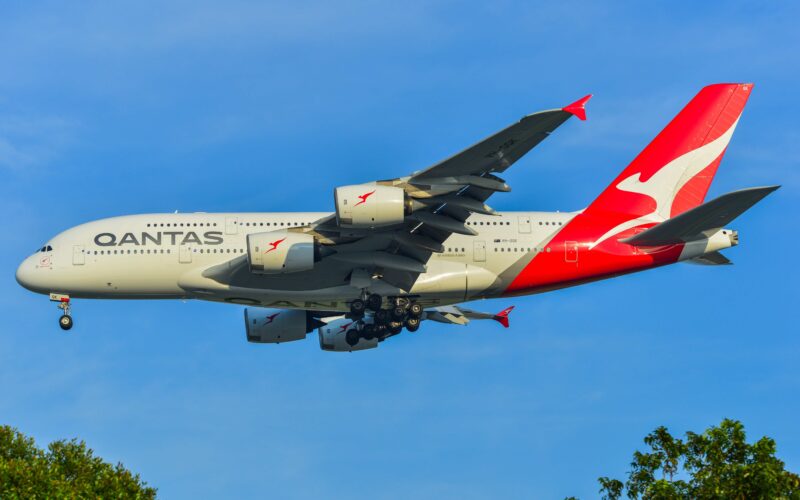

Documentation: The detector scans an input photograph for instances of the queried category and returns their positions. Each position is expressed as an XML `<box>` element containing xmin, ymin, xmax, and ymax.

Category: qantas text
<box><xmin>94</xmin><ymin>231</ymin><xmax>224</xmax><ymax>247</ymax></box>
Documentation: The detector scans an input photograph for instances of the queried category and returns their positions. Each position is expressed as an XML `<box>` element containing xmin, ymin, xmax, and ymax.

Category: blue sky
<box><xmin>1</xmin><ymin>1</ymin><xmax>798</xmax><ymax>498</ymax></box>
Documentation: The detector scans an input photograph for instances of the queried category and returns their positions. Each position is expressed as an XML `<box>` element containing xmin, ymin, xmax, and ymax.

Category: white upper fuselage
<box><xmin>16</xmin><ymin>211</ymin><xmax>575</xmax><ymax>311</ymax></box>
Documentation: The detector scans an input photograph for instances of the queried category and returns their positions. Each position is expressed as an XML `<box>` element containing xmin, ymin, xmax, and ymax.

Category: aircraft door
<box><xmin>179</xmin><ymin>244</ymin><xmax>192</xmax><ymax>263</ymax></box>
<box><xmin>225</xmin><ymin>217</ymin><xmax>238</xmax><ymax>235</ymax></box>
<box><xmin>473</xmin><ymin>241</ymin><xmax>486</xmax><ymax>262</ymax></box>
<box><xmin>72</xmin><ymin>245</ymin><xmax>85</xmax><ymax>265</ymax></box>
<box><xmin>518</xmin><ymin>215</ymin><xmax>531</xmax><ymax>233</ymax></box>
<box><xmin>565</xmin><ymin>241</ymin><xmax>578</xmax><ymax>263</ymax></box>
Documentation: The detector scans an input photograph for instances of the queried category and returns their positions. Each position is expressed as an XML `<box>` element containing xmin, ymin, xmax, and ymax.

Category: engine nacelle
<box><xmin>334</xmin><ymin>184</ymin><xmax>406</xmax><ymax>228</ymax></box>
<box><xmin>318</xmin><ymin>317</ymin><xmax>379</xmax><ymax>352</ymax></box>
<box><xmin>244</xmin><ymin>308</ymin><xmax>313</xmax><ymax>343</ymax></box>
<box><xmin>247</xmin><ymin>230</ymin><xmax>314</xmax><ymax>274</ymax></box>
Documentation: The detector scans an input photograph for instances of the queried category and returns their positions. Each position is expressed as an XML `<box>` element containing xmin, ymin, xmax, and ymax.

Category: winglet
<box><xmin>493</xmin><ymin>306</ymin><xmax>515</xmax><ymax>328</ymax></box>
<box><xmin>562</xmin><ymin>94</ymin><xmax>593</xmax><ymax>121</ymax></box>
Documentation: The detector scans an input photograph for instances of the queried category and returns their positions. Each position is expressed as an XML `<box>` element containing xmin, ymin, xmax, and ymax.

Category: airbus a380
<box><xmin>16</xmin><ymin>83</ymin><xmax>777</xmax><ymax>352</ymax></box>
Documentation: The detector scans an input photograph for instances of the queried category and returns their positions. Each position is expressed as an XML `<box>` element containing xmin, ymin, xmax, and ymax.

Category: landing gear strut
<box><xmin>53</xmin><ymin>295</ymin><xmax>73</xmax><ymax>331</ymax></box>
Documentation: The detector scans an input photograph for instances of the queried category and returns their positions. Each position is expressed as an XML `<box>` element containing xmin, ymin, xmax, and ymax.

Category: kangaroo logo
<box><xmin>337</xmin><ymin>322</ymin><xmax>353</xmax><ymax>333</ymax></box>
<box><xmin>354</xmin><ymin>190</ymin><xmax>376</xmax><ymax>206</ymax></box>
<box><xmin>264</xmin><ymin>237</ymin><xmax>287</xmax><ymax>254</ymax></box>
<box><xmin>263</xmin><ymin>313</ymin><xmax>280</xmax><ymax>325</ymax></box>
<box><xmin>589</xmin><ymin>118</ymin><xmax>740</xmax><ymax>249</ymax></box>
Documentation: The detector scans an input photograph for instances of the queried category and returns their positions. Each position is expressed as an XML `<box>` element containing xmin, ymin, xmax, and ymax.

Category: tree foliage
<box><xmin>595</xmin><ymin>419</ymin><xmax>800</xmax><ymax>500</ymax></box>
<box><xmin>0</xmin><ymin>425</ymin><xmax>156</xmax><ymax>499</ymax></box>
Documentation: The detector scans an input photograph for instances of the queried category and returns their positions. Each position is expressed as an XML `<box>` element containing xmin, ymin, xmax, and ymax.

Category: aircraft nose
<box><xmin>16</xmin><ymin>255</ymin><xmax>49</xmax><ymax>293</ymax></box>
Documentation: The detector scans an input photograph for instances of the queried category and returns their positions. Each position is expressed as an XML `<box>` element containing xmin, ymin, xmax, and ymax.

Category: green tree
<box><xmin>0</xmin><ymin>425</ymin><xmax>156</xmax><ymax>499</ymax></box>
<box><xmin>594</xmin><ymin>419</ymin><xmax>800</xmax><ymax>500</ymax></box>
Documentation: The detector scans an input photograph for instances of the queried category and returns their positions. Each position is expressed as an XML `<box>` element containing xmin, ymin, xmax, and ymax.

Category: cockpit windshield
<box><xmin>36</xmin><ymin>245</ymin><xmax>53</xmax><ymax>253</ymax></box>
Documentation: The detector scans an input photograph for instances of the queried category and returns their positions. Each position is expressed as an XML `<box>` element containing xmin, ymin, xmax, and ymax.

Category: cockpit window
<box><xmin>37</xmin><ymin>245</ymin><xmax>53</xmax><ymax>253</ymax></box>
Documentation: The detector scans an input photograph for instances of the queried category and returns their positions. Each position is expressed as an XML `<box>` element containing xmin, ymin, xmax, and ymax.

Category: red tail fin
<box><xmin>586</xmin><ymin>83</ymin><xmax>753</xmax><ymax>221</ymax></box>
<box><xmin>493</xmin><ymin>306</ymin><xmax>514</xmax><ymax>328</ymax></box>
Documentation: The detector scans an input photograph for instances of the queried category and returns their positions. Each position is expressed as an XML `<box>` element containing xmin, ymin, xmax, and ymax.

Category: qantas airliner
<box><xmin>16</xmin><ymin>83</ymin><xmax>777</xmax><ymax>351</ymax></box>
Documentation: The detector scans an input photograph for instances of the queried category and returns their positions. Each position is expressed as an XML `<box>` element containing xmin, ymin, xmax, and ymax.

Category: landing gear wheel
<box><xmin>375</xmin><ymin>309</ymin><xmax>390</xmax><ymax>325</ymax></box>
<box><xmin>405</xmin><ymin>317</ymin><xmax>420</xmax><ymax>332</ymax></box>
<box><xmin>388</xmin><ymin>322</ymin><xmax>403</xmax><ymax>336</ymax></box>
<box><xmin>59</xmin><ymin>315</ymin><xmax>73</xmax><ymax>331</ymax></box>
<box><xmin>350</xmin><ymin>299</ymin><xmax>366</xmax><ymax>318</ymax></box>
<box><xmin>393</xmin><ymin>297</ymin><xmax>410</xmax><ymax>309</ymax></box>
<box><xmin>367</xmin><ymin>294</ymin><xmax>383</xmax><ymax>312</ymax></box>
<box><xmin>408</xmin><ymin>302</ymin><xmax>423</xmax><ymax>318</ymax></box>
<box><xmin>345</xmin><ymin>329</ymin><xmax>360</xmax><ymax>347</ymax></box>
<box><xmin>391</xmin><ymin>306</ymin><xmax>406</xmax><ymax>321</ymax></box>
<box><xmin>362</xmin><ymin>324</ymin><xmax>376</xmax><ymax>340</ymax></box>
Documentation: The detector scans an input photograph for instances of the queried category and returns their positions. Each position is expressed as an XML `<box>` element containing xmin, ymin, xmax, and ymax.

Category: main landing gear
<box><xmin>51</xmin><ymin>293</ymin><xmax>73</xmax><ymax>331</ymax></box>
<box><xmin>346</xmin><ymin>294</ymin><xmax>423</xmax><ymax>346</ymax></box>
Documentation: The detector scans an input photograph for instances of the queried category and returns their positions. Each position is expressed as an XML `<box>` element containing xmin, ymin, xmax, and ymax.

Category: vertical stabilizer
<box><xmin>586</xmin><ymin>84</ymin><xmax>753</xmax><ymax>221</ymax></box>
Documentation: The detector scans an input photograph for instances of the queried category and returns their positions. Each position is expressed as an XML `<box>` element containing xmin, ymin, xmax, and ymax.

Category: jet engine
<box><xmin>334</xmin><ymin>185</ymin><xmax>407</xmax><ymax>228</ymax></box>
<box><xmin>247</xmin><ymin>230</ymin><xmax>315</xmax><ymax>274</ymax></box>
<box><xmin>318</xmin><ymin>317</ymin><xmax>379</xmax><ymax>352</ymax></box>
<box><xmin>244</xmin><ymin>308</ymin><xmax>319</xmax><ymax>343</ymax></box>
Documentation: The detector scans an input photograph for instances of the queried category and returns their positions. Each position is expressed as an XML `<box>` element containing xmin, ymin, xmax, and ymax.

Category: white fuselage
<box><xmin>16</xmin><ymin>211</ymin><xmax>575</xmax><ymax>311</ymax></box>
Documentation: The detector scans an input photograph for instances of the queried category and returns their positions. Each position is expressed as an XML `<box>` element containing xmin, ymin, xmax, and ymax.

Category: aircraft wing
<box><xmin>408</xmin><ymin>96</ymin><xmax>591</xmax><ymax>182</ymax></box>
<box><xmin>310</xmin><ymin>96</ymin><xmax>591</xmax><ymax>290</ymax></box>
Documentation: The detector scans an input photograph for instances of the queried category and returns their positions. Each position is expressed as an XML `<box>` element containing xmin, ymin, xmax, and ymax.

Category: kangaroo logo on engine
<box><xmin>354</xmin><ymin>190</ymin><xmax>376</xmax><ymax>206</ymax></box>
<box><xmin>264</xmin><ymin>238</ymin><xmax>287</xmax><ymax>254</ymax></box>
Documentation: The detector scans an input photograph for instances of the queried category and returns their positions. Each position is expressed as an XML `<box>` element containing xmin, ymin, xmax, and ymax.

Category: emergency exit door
<box><xmin>518</xmin><ymin>215</ymin><xmax>531</xmax><ymax>233</ymax></box>
<box><xmin>565</xmin><ymin>241</ymin><xmax>578</xmax><ymax>263</ymax></box>
<box><xmin>225</xmin><ymin>217</ymin><xmax>238</xmax><ymax>235</ymax></box>
<box><xmin>179</xmin><ymin>245</ymin><xmax>192</xmax><ymax>263</ymax></box>
<box><xmin>473</xmin><ymin>241</ymin><xmax>486</xmax><ymax>262</ymax></box>
<box><xmin>72</xmin><ymin>245</ymin><xmax>85</xmax><ymax>265</ymax></box>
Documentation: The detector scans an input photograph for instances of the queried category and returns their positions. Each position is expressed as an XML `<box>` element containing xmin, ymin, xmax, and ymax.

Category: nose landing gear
<box><xmin>50</xmin><ymin>293</ymin><xmax>73</xmax><ymax>331</ymax></box>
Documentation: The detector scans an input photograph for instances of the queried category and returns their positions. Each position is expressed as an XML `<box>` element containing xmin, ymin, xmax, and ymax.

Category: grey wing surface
<box><xmin>314</xmin><ymin>99</ymin><xmax>591</xmax><ymax>291</ymax></box>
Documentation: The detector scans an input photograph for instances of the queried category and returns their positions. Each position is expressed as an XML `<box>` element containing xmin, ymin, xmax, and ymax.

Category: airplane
<box><xmin>16</xmin><ymin>83</ymin><xmax>778</xmax><ymax>352</ymax></box>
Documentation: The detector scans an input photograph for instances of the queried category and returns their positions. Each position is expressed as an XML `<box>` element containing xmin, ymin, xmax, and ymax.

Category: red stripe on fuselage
<box><xmin>504</xmin><ymin>213</ymin><xmax>685</xmax><ymax>295</ymax></box>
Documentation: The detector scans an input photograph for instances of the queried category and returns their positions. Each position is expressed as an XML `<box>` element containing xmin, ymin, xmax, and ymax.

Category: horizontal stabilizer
<box><xmin>425</xmin><ymin>305</ymin><xmax>515</xmax><ymax>327</ymax></box>
<box><xmin>621</xmin><ymin>185</ymin><xmax>779</xmax><ymax>246</ymax></box>
<box><xmin>688</xmin><ymin>251</ymin><xmax>732</xmax><ymax>266</ymax></box>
